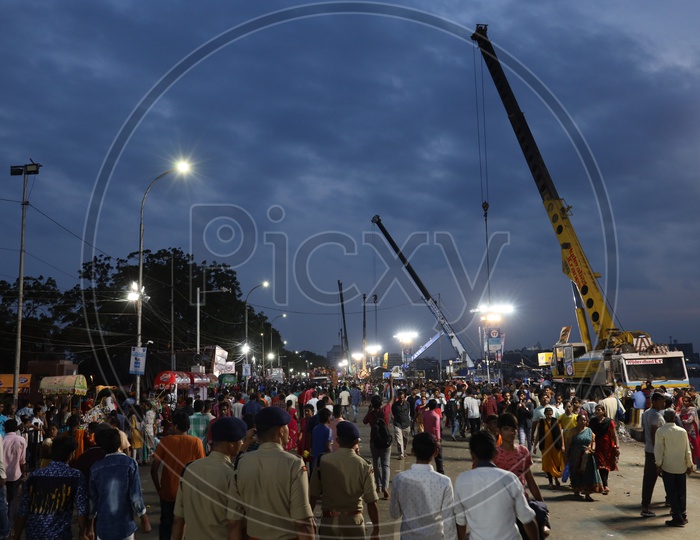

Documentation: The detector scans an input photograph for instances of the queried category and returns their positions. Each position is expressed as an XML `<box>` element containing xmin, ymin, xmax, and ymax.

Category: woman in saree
<box><xmin>566</xmin><ymin>409</ymin><xmax>604</xmax><ymax>501</ymax></box>
<box><xmin>680</xmin><ymin>395</ymin><xmax>700</xmax><ymax>465</ymax></box>
<box><xmin>535</xmin><ymin>406</ymin><xmax>565</xmax><ymax>488</ymax></box>
<box><xmin>285</xmin><ymin>399</ymin><xmax>299</xmax><ymax>452</ymax></box>
<box><xmin>589</xmin><ymin>404</ymin><xmax>619</xmax><ymax>494</ymax></box>
<box><xmin>557</xmin><ymin>400</ymin><xmax>578</xmax><ymax>466</ymax></box>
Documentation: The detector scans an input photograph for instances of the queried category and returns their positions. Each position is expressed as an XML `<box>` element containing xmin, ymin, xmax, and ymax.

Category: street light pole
<box><xmin>269</xmin><ymin>313</ymin><xmax>287</xmax><ymax>366</ymax></box>
<box><xmin>134</xmin><ymin>162</ymin><xmax>189</xmax><ymax>406</ymax></box>
<box><xmin>243</xmin><ymin>282</ymin><xmax>269</xmax><ymax>363</ymax></box>
<box><xmin>9</xmin><ymin>161</ymin><xmax>41</xmax><ymax>406</ymax></box>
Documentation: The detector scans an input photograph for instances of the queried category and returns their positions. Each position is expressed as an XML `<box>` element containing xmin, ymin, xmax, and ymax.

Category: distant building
<box><xmin>667</xmin><ymin>342</ymin><xmax>699</xmax><ymax>363</ymax></box>
<box><xmin>326</xmin><ymin>344</ymin><xmax>344</xmax><ymax>365</ymax></box>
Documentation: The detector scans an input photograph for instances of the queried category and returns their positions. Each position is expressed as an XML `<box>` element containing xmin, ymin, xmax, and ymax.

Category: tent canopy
<box><xmin>0</xmin><ymin>374</ymin><xmax>31</xmax><ymax>394</ymax></box>
<box><xmin>155</xmin><ymin>371</ymin><xmax>191</xmax><ymax>390</ymax></box>
<box><xmin>39</xmin><ymin>375</ymin><xmax>88</xmax><ymax>396</ymax></box>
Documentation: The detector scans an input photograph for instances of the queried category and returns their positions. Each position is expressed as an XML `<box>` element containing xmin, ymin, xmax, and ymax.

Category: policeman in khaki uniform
<box><xmin>230</xmin><ymin>407</ymin><xmax>316</xmax><ymax>540</ymax></box>
<box><xmin>172</xmin><ymin>416</ymin><xmax>251</xmax><ymax>540</ymax></box>
<box><xmin>309</xmin><ymin>422</ymin><xmax>380</xmax><ymax>539</ymax></box>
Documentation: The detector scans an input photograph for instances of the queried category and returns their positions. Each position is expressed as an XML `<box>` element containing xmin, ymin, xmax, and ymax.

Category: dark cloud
<box><xmin>1</xmin><ymin>1</ymin><xmax>698</xmax><ymax>361</ymax></box>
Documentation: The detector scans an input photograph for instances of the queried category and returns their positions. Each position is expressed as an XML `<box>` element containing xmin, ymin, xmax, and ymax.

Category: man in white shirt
<box><xmin>390</xmin><ymin>432</ymin><xmax>456</xmax><ymax>539</ymax></box>
<box><xmin>654</xmin><ymin>409</ymin><xmax>694</xmax><ymax>527</ymax></box>
<box><xmin>230</xmin><ymin>393</ymin><xmax>244</xmax><ymax>419</ymax></box>
<box><xmin>285</xmin><ymin>390</ymin><xmax>299</xmax><ymax>412</ymax></box>
<box><xmin>306</xmin><ymin>391</ymin><xmax>319</xmax><ymax>414</ymax></box>
<box><xmin>454</xmin><ymin>431</ymin><xmax>537</xmax><ymax>540</ymax></box>
<box><xmin>338</xmin><ymin>386</ymin><xmax>351</xmax><ymax>418</ymax></box>
<box><xmin>462</xmin><ymin>388</ymin><xmax>482</xmax><ymax>436</ymax></box>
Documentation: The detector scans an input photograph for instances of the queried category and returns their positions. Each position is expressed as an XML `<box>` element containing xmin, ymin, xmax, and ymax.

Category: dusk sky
<box><xmin>2</xmin><ymin>1</ymin><xmax>699</xmax><ymax>366</ymax></box>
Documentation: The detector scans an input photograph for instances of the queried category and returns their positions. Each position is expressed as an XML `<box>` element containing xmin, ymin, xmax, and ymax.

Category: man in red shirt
<box><xmin>422</xmin><ymin>399</ymin><xmax>444</xmax><ymax>474</ymax></box>
<box><xmin>151</xmin><ymin>411</ymin><xmax>205</xmax><ymax>540</ymax></box>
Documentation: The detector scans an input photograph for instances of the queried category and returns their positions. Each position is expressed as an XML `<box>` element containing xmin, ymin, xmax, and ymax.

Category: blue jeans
<box><xmin>450</xmin><ymin>418</ymin><xmax>460</xmax><ymax>438</ymax></box>
<box><xmin>519</xmin><ymin>425</ymin><xmax>532</xmax><ymax>452</ymax></box>
<box><xmin>370</xmin><ymin>444</ymin><xmax>391</xmax><ymax>491</ymax></box>
<box><xmin>351</xmin><ymin>404</ymin><xmax>359</xmax><ymax>421</ymax></box>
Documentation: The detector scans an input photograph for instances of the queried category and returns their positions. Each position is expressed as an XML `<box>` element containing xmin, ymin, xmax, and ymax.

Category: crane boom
<box><xmin>338</xmin><ymin>280</ymin><xmax>350</xmax><ymax>361</ymax></box>
<box><xmin>371</xmin><ymin>215</ymin><xmax>474</xmax><ymax>367</ymax></box>
<box><xmin>471</xmin><ymin>24</ymin><xmax>620</xmax><ymax>349</ymax></box>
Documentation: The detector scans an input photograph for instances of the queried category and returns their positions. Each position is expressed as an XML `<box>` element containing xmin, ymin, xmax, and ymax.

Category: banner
<box><xmin>488</xmin><ymin>328</ymin><xmax>502</xmax><ymax>352</ymax></box>
<box><xmin>242</xmin><ymin>363</ymin><xmax>251</xmax><ymax>377</ymax></box>
<box><xmin>129</xmin><ymin>346</ymin><xmax>147</xmax><ymax>375</ymax></box>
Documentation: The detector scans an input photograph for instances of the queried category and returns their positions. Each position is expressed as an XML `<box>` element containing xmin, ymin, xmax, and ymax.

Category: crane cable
<box><xmin>473</xmin><ymin>43</ymin><xmax>492</xmax><ymax>305</ymax></box>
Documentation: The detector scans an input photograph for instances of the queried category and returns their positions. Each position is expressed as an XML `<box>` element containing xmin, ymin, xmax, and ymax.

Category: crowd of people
<box><xmin>0</xmin><ymin>376</ymin><xmax>696</xmax><ymax>539</ymax></box>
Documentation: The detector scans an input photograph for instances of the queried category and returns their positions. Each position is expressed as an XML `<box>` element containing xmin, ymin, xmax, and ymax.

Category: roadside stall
<box><xmin>188</xmin><ymin>372</ymin><xmax>218</xmax><ymax>400</ymax></box>
<box><xmin>154</xmin><ymin>371</ymin><xmax>192</xmax><ymax>404</ymax></box>
<box><xmin>218</xmin><ymin>373</ymin><xmax>237</xmax><ymax>388</ymax></box>
<box><xmin>39</xmin><ymin>374</ymin><xmax>88</xmax><ymax>397</ymax></box>
<box><xmin>0</xmin><ymin>374</ymin><xmax>31</xmax><ymax>395</ymax></box>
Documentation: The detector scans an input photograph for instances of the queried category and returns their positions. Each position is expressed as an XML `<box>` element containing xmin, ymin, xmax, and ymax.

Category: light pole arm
<box><xmin>135</xmin><ymin>167</ymin><xmax>174</xmax><ymax>406</ymax></box>
<box><xmin>137</xmin><ymin>168</ymin><xmax>174</xmax><ymax>348</ymax></box>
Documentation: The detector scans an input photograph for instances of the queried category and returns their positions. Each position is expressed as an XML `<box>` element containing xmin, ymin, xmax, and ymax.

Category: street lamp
<box><xmin>366</xmin><ymin>344</ymin><xmax>381</xmax><ymax>369</ymax></box>
<box><xmin>133</xmin><ymin>161</ymin><xmax>190</xmax><ymax>405</ymax></box>
<box><xmin>260</xmin><ymin>332</ymin><xmax>265</xmax><ymax>378</ymax></box>
<box><xmin>394</xmin><ymin>331</ymin><xmax>418</xmax><ymax>370</ymax></box>
<box><xmin>9</xmin><ymin>161</ymin><xmax>41</xmax><ymax>406</ymax></box>
<box><xmin>351</xmin><ymin>352</ymin><xmax>364</xmax><ymax>376</ymax></box>
<box><xmin>243</xmin><ymin>281</ymin><xmax>269</xmax><ymax>366</ymax></box>
<box><xmin>471</xmin><ymin>304</ymin><xmax>514</xmax><ymax>385</ymax></box>
<box><xmin>269</xmin><ymin>313</ymin><xmax>287</xmax><ymax>363</ymax></box>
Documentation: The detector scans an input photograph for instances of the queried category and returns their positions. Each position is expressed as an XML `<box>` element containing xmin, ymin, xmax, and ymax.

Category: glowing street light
<box><xmin>243</xmin><ymin>281</ymin><xmax>269</xmax><ymax>367</ymax></box>
<box><xmin>132</xmin><ymin>160</ymin><xmax>190</xmax><ymax>405</ymax></box>
<box><xmin>269</xmin><ymin>313</ymin><xmax>287</xmax><ymax>365</ymax></box>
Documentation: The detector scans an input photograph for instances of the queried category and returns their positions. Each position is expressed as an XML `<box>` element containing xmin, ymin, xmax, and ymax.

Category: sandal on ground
<box><xmin>584</xmin><ymin>495</ymin><xmax>594</xmax><ymax>502</ymax></box>
<box><xmin>640</xmin><ymin>510</ymin><xmax>656</xmax><ymax>518</ymax></box>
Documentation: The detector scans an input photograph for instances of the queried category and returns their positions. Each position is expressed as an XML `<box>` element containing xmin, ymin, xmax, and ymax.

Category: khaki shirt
<box><xmin>174</xmin><ymin>451</ymin><xmax>238</xmax><ymax>539</ymax></box>
<box><xmin>231</xmin><ymin>442</ymin><xmax>314</xmax><ymax>540</ymax></box>
<box><xmin>309</xmin><ymin>447</ymin><xmax>378</xmax><ymax>512</ymax></box>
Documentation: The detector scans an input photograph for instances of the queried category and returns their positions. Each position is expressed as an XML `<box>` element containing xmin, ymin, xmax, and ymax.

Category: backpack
<box><xmin>373</xmin><ymin>412</ymin><xmax>393</xmax><ymax>449</ymax></box>
<box><xmin>445</xmin><ymin>399</ymin><xmax>458</xmax><ymax>418</ymax></box>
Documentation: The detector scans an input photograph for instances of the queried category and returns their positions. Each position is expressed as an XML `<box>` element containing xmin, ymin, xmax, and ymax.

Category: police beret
<box><xmin>210</xmin><ymin>417</ymin><xmax>247</xmax><ymax>443</ymax></box>
<box><xmin>337</xmin><ymin>421</ymin><xmax>361</xmax><ymax>441</ymax></box>
<box><xmin>255</xmin><ymin>406</ymin><xmax>291</xmax><ymax>428</ymax></box>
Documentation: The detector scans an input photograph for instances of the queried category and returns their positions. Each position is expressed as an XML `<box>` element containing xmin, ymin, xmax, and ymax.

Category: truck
<box><xmin>471</xmin><ymin>25</ymin><xmax>689</xmax><ymax>394</ymax></box>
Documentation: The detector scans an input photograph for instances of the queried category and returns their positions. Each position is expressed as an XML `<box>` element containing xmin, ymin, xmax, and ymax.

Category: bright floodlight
<box><xmin>127</xmin><ymin>281</ymin><xmax>140</xmax><ymax>301</ymax></box>
<box><xmin>477</xmin><ymin>303</ymin><xmax>514</xmax><ymax>314</ymax></box>
<box><xmin>267</xmin><ymin>353</ymin><xmax>274</xmax><ymax>360</ymax></box>
<box><xmin>366</xmin><ymin>344</ymin><xmax>381</xmax><ymax>355</ymax></box>
<box><xmin>394</xmin><ymin>331</ymin><xmax>418</xmax><ymax>344</ymax></box>
<box><xmin>241</xmin><ymin>343</ymin><xmax>250</xmax><ymax>354</ymax></box>
<box><xmin>262</xmin><ymin>281</ymin><xmax>270</xmax><ymax>288</ymax></box>
<box><xmin>175</xmin><ymin>161</ymin><xmax>190</xmax><ymax>173</ymax></box>
<box><xmin>351</xmin><ymin>352</ymin><xmax>364</xmax><ymax>361</ymax></box>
